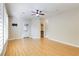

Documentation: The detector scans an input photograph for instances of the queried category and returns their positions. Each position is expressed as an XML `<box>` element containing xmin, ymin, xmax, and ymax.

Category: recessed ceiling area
<box><xmin>5</xmin><ymin>3</ymin><xmax>79</xmax><ymax>19</ymax></box>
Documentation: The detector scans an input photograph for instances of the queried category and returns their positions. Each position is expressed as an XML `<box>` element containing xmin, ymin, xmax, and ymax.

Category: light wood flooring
<box><xmin>4</xmin><ymin>38</ymin><xmax>79</xmax><ymax>56</ymax></box>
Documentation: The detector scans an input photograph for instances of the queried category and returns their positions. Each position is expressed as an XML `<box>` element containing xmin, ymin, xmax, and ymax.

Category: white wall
<box><xmin>47</xmin><ymin>8</ymin><xmax>79</xmax><ymax>46</ymax></box>
<box><xmin>9</xmin><ymin>16</ymin><xmax>31</xmax><ymax>39</ymax></box>
<box><xmin>9</xmin><ymin>16</ymin><xmax>42</xmax><ymax>39</ymax></box>
<box><xmin>31</xmin><ymin>16</ymin><xmax>40</xmax><ymax>38</ymax></box>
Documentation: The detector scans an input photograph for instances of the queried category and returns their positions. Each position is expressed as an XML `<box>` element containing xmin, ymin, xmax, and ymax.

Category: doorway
<box><xmin>40</xmin><ymin>16</ymin><xmax>46</xmax><ymax>38</ymax></box>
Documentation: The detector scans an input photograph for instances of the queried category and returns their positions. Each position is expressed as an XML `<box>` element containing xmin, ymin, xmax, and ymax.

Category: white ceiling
<box><xmin>5</xmin><ymin>3</ymin><xmax>79</xmax><ymax>19</ymax></box>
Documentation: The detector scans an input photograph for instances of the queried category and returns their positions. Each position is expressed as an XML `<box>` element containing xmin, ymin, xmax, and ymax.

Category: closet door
<box><xmin>0</xmin><ymin>4</ymin><xmax>3</xmax><ymax>55</ymax></box>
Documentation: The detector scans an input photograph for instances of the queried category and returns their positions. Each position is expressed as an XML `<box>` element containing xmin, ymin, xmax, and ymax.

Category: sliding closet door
<box><xmin>0</xmin><ymin>4</ymin><xmax>3</xmax><ymax>55</ymax></box>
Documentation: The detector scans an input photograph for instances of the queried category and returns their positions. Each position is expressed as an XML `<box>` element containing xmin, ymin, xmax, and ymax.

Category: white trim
<box><xmin>8</xmin><ymin>37</ymin><xmax>79</xmax><ymax>48</ymax></box>
<box><xmin>1</xmin><ymin>39</ymin><xmax>8</xmax><ymax>56</ymax></box>
<box><xmin>8</xmin><ymin>37</ymin><xmax>23</xmax><ymax>40</ymax></box>
<box><xmin>48</xmin><ymin>37</ymin><xmax>79</xmax><ymax>48</ymax></box>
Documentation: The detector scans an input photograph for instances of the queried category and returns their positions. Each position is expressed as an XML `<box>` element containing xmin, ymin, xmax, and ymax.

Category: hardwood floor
<box><xmin>4</xmin><ymin>38</ymin><xmax>79</xmax><ymax>56</ymax></box>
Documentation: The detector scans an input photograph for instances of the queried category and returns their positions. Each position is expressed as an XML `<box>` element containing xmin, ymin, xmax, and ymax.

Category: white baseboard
<box><xmin>48</xmin><ymin>37</ymin><xmax>79</xmax><ymax>48</ymax></box>
<box><xmin>8</xmin><ymin>37</ymin><xmax>79</xmax><ymax>48</ymax></box>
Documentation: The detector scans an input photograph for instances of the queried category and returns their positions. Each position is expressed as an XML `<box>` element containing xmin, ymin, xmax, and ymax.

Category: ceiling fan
<box><xmin>32</xmin><ymin>10</ymin><xmax>45</xmax><ymax>16</ymax></box>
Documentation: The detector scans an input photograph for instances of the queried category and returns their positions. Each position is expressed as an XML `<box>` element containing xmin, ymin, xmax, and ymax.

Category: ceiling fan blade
<box><xmin>40</xmin><ymin>14</ymin><xmax>45</xmax><ymax>15</ymax></box>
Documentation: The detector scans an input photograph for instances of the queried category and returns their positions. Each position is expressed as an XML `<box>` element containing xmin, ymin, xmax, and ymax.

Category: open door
<box><xmin>40</xmin><ymin>16</ymin><xmax>46</xmax><ymax>38</ymax></box>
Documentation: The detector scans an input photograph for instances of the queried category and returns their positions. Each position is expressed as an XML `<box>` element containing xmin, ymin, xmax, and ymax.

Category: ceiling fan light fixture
<box><xmin>36</xmin><ymin>14</ymin><xmax>39</xmax><ymax>16</ymax></box>
<box><xmin>32</xmin><ymin>9</ymin><xmax>45</xmax><ymax>17</ymax></box>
